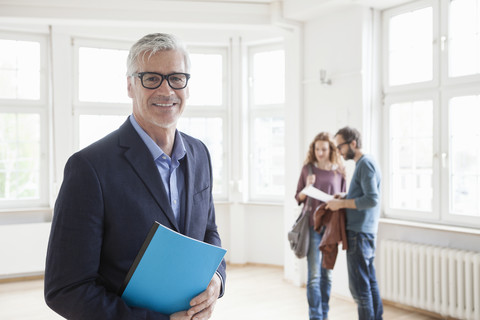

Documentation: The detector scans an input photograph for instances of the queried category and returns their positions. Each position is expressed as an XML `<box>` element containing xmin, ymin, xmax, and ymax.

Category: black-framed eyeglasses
<box><xmin>131</xmin><ymin>72</ymin><xmax>191</xmax><ymax>90</ymax></box>
<box><xmin>336</xmin><ymin>141</ymin><xmax>351</xmax><ymax>150</ymax></box>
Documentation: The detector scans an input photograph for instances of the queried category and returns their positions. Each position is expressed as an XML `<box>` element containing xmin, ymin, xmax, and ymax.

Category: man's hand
<box><xmin>333</xmin><ymin>192</ymin><xmax>346</xmax><ymax>199</ymax></box>
<box><xmin>326</xmin><ymin>196</ymin><xmax>356</xmax><ymax>211</ymax></box>
<box><xmin>186</xmin><ymin>273</ymin><xmax>222</xmax><ymax>320</ymax></box>
<box><xmin>326</xmin><ymin>198</ymin><xmax>344</xmax><ymax>211</ymax></box>
<box><xmin>170</xmin><ymin>311</ymin><xmax>192</xmax><ymax>320</ymax></box>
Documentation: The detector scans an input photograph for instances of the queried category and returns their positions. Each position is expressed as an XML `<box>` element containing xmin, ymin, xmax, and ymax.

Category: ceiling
<box><xmin>149</xmin><ymin>0</ymin><xmax>411</xmax><ymax>10</ymax></box>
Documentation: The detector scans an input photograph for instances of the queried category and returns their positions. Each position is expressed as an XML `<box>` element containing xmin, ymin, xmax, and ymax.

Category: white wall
<box><xmin>0</xmin><ymin>223</ymin><xmax>51</xmax><ymax>278</ymax></box>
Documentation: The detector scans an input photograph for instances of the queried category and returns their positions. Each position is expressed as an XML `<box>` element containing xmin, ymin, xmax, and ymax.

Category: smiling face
<box><xmin>127</xmin><ymin>49</ymin><xmax>189</xmax><ymax>134</ymax></box>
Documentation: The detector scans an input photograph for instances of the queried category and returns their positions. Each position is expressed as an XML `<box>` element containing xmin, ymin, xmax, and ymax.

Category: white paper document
<box><xmin>301</xmin><ymin>185</ymin><xmax>334</xmax><ymax>202</ymax></box>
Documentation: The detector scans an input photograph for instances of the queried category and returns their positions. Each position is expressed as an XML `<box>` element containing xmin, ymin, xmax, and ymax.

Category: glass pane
<box><xmin>0</xmin><ymin>113</ymin><xmax>41</xmax><ymax>201</ymax></box>
<box><xmin>388</xmin><ymin>7</ymin><xmax>433</xmax><ymax>86</ymax></box>
<box><xmin>78</xmin><ymin>115</ymin><xmax>127</xmax><ymax>149</ymax></box>
<box><xmin>252</xmin><ymin>50</ymin><xmax>285</xmax><ymax>105</ymax></box>
<box><xmin>389</xmin><ymin>101</ymin><xmax>433</xmax><ymax>211</ymax></box>
<box><xmin>188</xmin><ymin>54</ymin><xmax>223</xmax><ymax>106</ymax></box>
<box><xmin>449</xmin><ymin>0</ymin><xmax>480</xmax><ymax>77</ymax></box>
<box><xmin>251</xmin><ymin>117</ymin><xmax>284</xmax><ymax>197</ymax></box>
<box><xmin>449</xmin><ymin>95</ymin><xmax>480</xmax><ymax>216</ymax></box>
<box><xmin>0</xmin><ymin>39</ymin><xmax>40</xmax><ymax>100</ymax></box>
<box><xmin>78</xmin><ymin>47</ymin><xmax>130</xmax><ymax>103</ymax></box>
<box><xmin>177</xmin><ymin>117</ymin><xmax>224</xmax><ymax>195</ymax></box>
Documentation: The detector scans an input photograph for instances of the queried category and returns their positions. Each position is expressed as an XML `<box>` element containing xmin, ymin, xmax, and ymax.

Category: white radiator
<box><xmin>380</xmin><ymin>240</ymin><xmax>480</xmax><ymax>320</ymax></box>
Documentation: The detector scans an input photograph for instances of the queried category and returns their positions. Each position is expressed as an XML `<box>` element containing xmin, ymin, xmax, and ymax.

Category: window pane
<box><xmin>448</xmin><ymin>0</ymin><xmax>480</xmax><ymax>77</ymax></box>
<box><xmin>177</xmin><ymin>117</ymin><xmax>224</xmax><ymax>195</ymax></box>
<box><xmin>251</xmin><ymin>117</ymin><xmax>284</xmax><ymax>197</ymax></box>
<box><xmin>78</xmin><ymin>47</ymin><xmax>130</xmax><ymax>103</ymax></box>
<box><xmin>389</xmin><ymin>101</ymin><xmax>433</xmax><ymax>211</ymax></box>
<box><xmin>388</xmin><ymin>7</ymin><xmax>433</xmax><ymax>86</ymax></box>
<box><xmin>0</xmin><ymin>113</ymin><xmax>41</xmax><ymax>201</ymax></box>
<box><xmin>449</xmin><ymin>95</ymin><xmax>480</xmax><ymax>216</ymax></box>
<box><xmin>78</xmin><ymin>115</ymin><xmax>126</xmax><ymax>149</ymax></box>
<box><xmin>188</xmin><ymin>54</ymin><xmax>223</xmax><ymax>106</ymax></box>
<box><xmin>0</xmin><ymin>39</ymin><xmax>40</xmax><ymax>100</ymax></box>
<box><xmin>252</xmin><ymin>50</ymin><xmax>285</xmax><ymax>105</ymax></box>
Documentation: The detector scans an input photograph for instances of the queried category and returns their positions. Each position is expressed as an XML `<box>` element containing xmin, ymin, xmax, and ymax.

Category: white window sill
<box><xmin>0</xmin><ymin>208</ymin><xmax>53</xmax><ymax>225</ymax></box>
<box><xmin>379</xmin><ymin>217</ymin><xmax>480</xmax><ymax>236</ymax></box>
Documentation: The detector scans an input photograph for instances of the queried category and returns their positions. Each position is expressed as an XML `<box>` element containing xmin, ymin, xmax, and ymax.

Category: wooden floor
<box><xmin>0</xmin><ymin>264</ymin><xmax>441</xmax><ymax>320</ymax></box>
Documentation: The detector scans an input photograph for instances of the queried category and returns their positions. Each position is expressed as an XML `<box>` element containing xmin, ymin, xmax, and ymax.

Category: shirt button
<box><xmin>162</xmin><ymin>156</ymin><xmax>167</xmax><ymax>160</ymax></box>
<box><xmin>173</xmin><ymin>200</ymin><xmax>177</xmax><ymax>205</ymax></box>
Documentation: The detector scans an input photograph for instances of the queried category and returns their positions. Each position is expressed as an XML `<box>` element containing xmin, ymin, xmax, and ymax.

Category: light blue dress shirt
<box><xmin>129</xmin><ymin>115</ymin><xmax>186</xmax><ymax>224</ymax></box>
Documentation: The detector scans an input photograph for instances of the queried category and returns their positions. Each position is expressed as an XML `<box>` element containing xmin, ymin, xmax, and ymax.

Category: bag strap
<box><xmin>304</xmin><ymin>163</ymin><xmax>314</xmax><ymax>212</ymax></box>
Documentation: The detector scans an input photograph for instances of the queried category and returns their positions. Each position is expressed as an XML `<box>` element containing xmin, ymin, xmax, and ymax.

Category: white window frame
<box><xmin>0</xmin><ymin>31</ymin><xmax>49</xmax><ymax>210</ymax></box>
<box><xmin>383</xmin><ymin>90</ymin><xmax>441</xmax><ymax>223</ymax></box>
<box><xmin>382</xmin><ymin>0</ymin><xmax>480</xmax><ymax>228</ymax></box>
<box><xmin>382</xmin><ymin>0</ymin><xmax>440</xmax><ymax>94</ymax></box>
<box><xmin>440</xmin><ymin>84</ymin><xmax>480</xmax><ymax>227</ymax></box>
<box><xmin>440</xmin><ymin>0</ymin><xmax>480</xmax><ymax>87</ymax></box>
<box><xmin>247</xmin><ymin>42</ymin><xmax>285</xmax><ymax>203</ymax></box>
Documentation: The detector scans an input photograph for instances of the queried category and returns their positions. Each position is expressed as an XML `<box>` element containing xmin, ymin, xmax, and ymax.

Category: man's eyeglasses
<box><xmin>131</xmin><ymin>72</ymin><xmax>191</xmax><ymax>90</ymax></box>
<box><xmin>336</xmin><ymin>141</ymin><xmax>351</xmax><ymax>150</ymax></box>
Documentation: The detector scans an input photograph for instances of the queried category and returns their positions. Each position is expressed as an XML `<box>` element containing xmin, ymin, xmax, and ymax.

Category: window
<box><xmin>178</xmin><ymin>49</ymin><xmax>228</xmax><ymax>199</ymax></box>
<box><xmin>77</xmin><ymin>46</ymin><xmax>130</xmax><ymax>104</ymax></box>
<box><xmin>387</xmin><ymin>5</ymin><xmax>433</xmax><ymax>86</ymax></box>
<box><xmin>383</xmin><ymin>0</ymin><xmax>480</xmax><ymax>227</ymax></box>
<box><xmin>73</xmin><ymin>39</ymin><xmax>131</xmax><ymax>150</ymax></box>
<box><xmin>448</xmin><ymin>0</ymin><xmax>480</xmax><ymax>77</ymax></box>
<box><xmin>388</xmin><ymin>100</ymin><xmax>433</xmax><ymax>212</ymax></box>
<box><xmin>0</xmin><ymin>34</ymin><xmax>48</xmax><ymax>208</ymax></box>
<box><xmin>78</xmin><ymin>115</ymin><xmax>127</xmax><ymax>149</ymax></box>
<box><xmin>248</xmin><ymin>45</ymin><xmax>285</xmax><ymax>201</ymax></box>
<box><xmin>447</xmin><ymin>94</ymin><xmax>480</xmax><ymax>217</ymax></box>
<box><xmin>177</xmin><ymin>117</ymin><xmax>224</xmax><ymax>195</ymax></box>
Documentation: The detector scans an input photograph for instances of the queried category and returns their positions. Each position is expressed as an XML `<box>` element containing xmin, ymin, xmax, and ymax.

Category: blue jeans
<box><xmin>346</xmin><ymin>230</ymin><xmax>383</xmax><ymax>320</ymax></box>
<box><xmin>307</xmin><ymin>226</ymin><xmax>332</xmax><ymax>320</ymax></box>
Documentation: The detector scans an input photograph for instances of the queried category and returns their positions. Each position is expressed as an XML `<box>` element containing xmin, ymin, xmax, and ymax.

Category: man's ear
<box><xmin>350</xmin><ymin>140</ymin><xmax>357</xmax><ymax>149</ymax></box>
<box><xmin>127</xmin><ymin>76</ymin><xmax>134</xmax><ymax>98</ymax></box>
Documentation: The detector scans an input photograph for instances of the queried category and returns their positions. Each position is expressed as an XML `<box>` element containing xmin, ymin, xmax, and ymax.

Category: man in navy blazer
<box><xmin>45</xmin><ymin>33</ymin><xmax>226</xmax><ymax>320</ymax></box>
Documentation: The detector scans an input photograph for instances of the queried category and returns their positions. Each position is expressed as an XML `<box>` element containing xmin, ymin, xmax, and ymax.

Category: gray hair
<box><xmin>126</xmin><ymin>33</ymin><xmax>191</xmax><ymax>76</ymax></box>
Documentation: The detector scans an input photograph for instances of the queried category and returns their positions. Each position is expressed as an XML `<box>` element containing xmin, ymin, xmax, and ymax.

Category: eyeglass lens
<box><xmin>140</xmin><ymin>72</ymin><xmax>189</xmax><ymax>90</ymax></box>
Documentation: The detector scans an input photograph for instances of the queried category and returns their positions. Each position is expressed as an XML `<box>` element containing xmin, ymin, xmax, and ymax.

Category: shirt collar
<box><xmin>129</xmin><ymin>115</ymin><xmax>186</xmax><ymax>162</ymax></box>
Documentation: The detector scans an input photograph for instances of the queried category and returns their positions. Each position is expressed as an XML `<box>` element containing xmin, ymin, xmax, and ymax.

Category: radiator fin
<box><xmin>380</xmin><ymin>240</ymin><xmax>480</xmax><ymax>320</ymax></box>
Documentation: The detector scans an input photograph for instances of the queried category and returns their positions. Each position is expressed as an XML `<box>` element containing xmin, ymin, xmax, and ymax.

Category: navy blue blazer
<box><xmin>45</xmin><ymin>118</ymin><xmax>226</xmax><ymax>319</ymax></box>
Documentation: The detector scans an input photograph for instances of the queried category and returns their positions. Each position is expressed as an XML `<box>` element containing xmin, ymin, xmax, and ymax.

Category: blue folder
<box><xmin>119</xmin><ymin>221</ymin><xmax>226</xmax><ymax>315</ymax></box>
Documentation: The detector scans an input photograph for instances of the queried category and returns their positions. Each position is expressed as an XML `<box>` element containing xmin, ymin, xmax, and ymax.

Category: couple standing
<box><xmin>295</xmin><ymin>127</ymin><xmax>383</xmax><ymax>320</ymax></box>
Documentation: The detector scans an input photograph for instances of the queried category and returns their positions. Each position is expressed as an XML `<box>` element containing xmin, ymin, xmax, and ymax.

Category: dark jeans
<box><xmin>306</xmin><ymin>226</ymin><xmax>332</xmax><ymax>320</ymax></box>
<box><xmin>346</xmin><ymin>230</ymin><xmax>383</xmax><ymax>320</ymax></box>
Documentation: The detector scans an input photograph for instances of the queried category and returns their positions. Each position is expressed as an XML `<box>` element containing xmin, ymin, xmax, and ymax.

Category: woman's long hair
<box><xmin>304</xmin><ymin>132</ymin><xmax>344</xmax><ymax>175</ymax></box>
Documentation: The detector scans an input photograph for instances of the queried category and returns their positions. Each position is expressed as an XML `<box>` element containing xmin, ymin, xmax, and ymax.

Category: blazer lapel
<box><xmin>181</xmin><ymin>138</ymin><xmax>195</xmax><ymax>237</ymax></box>
<box><xmin>118</xmin><ymin>120</ymin><xmax>180</xmax><ymax>232</ymax></box>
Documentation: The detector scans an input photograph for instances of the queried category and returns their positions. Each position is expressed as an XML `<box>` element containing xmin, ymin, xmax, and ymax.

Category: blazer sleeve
<box><xmin>44</xmin><ymin>153</ymin><xmax>169</xmax><ymax>320</ymax></box>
